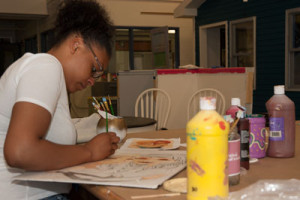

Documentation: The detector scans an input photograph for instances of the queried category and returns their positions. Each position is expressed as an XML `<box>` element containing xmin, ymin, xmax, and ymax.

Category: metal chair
<box><xmin>187</xmin><ymin>88</ymin><xmax>226</xmax><ymax>120</ymax></box>
<box><xmin>135</xmin><ymin>88</ymin><xmax>171</xmax><ymax>130</ymax></box>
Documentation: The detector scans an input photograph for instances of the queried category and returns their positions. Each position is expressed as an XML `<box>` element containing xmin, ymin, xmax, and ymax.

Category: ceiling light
<box><xmin>168</xmin><ymin>30</ymin><xmax>176</xmax><ymax>34</ymax></box>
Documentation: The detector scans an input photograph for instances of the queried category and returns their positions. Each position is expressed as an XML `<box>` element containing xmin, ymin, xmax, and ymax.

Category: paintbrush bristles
<box><xmin>229</xmin><ymin>109</ymin><xmax>244</xmax><ymax>132</ymax></box>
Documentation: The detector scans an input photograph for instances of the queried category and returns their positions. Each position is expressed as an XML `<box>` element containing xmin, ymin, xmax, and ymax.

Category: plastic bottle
<box><xmin>266</xmin><ymin>85</ymin><xmax>295</xmax><ymax>158</ymax></box>
<box><xmin>248</xmin><ymin>115</ymin><xmax>267</xmax><ymax>158</ymax></box>
<box><xmin>187</xmin><ymin>97</ymin><xmax>229</xmax><ymax>200</ymax></box>
<box><xmin>228</xmin><ymin>126</ymin><xmax>240</xmax><ymax>186</ymax></box>
<box><xmin>238</xmin><ymin>117</ymin><xmax>250</xmax><ymax>170</ymax></box>
<box><xmin>226</xmin><ymin>98</ymin><xmax>241</xmax><ymax>119</ymax></box>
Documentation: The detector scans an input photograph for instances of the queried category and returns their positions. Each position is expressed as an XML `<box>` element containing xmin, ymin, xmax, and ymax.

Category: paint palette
<box><xmin>163</xmin><ymin>178</ymin><xmax>187</xmax><ymax>193</ymax></box>
<box><xmin>120</xmin><ymin>138</ymin><xmax>181</xmax><ymax>150</ymax></box>
<box><xmin>136</xmin><ymin>140</ymin><xmax>171</xmax><ymax>148</ymax></box>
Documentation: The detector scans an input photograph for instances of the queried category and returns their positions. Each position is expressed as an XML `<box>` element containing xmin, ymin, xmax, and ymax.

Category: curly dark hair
<box><xmin>54</xmin><ymin>0</ymin><xmax>114</xmax><ymax>57</ymax></box>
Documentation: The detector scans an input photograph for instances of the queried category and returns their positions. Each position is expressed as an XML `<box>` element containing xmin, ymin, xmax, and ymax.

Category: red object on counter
<box><xmin>157</xmin><ymin>67</ymin><xmax>245</xmax><ymax>75</ymax></box>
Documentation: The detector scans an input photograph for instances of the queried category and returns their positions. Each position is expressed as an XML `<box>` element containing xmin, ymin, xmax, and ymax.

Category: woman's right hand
<box><xmin>84</xmin><ymin>132</ymin><xmax>120</xmax><ymax>162</ymax></box>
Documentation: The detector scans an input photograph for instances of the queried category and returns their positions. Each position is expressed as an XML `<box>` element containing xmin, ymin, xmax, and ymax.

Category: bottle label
<box><xmin>240</xmin><ymin>130</ymin><xmax>249</xmax><ymax>144</ymax></box>
<box><xmin>240</xmin><ymin>130</ymin><xmax>249</xmax><ymax>161</ymax></box>
<box><xmin>228</xmin><ymin>139</ymin><xmax>240</xmax><ymax>176</ymax></box>
<box><xmin>269</xmin><ymin>117</ymin><xmax>285</xmax><ymax>141</ymax></box>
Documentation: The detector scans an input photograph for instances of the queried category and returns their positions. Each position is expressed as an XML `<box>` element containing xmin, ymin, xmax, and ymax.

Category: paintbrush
<box><xmin>92</xmin><ymin>102</ymin><xmax>100</xmax><ymax>111</ymax></box>
<box><xmin>92</xmin><ymin>96</ymin><xmax>100</xmax><ymax>106</ymax></box>
<box><xmin>229</xmin><ymin>106</ymin><xmax>245</xmax><ymax>132</ymax></box>
<box><xmin>102</xmin><ymin>97</ymin><xmax>111</xmax><ymax>113</ymax></box>
<box><xmin>131</xmin><ymin>193</ymin><xmax>181</xmax><ymax>199</ymax></box>
<box><xmin>106</xmin><ymin>110</ymin><xmax>108</xmax><ymax>132</ymax></box>
<box><xmin>107</xmin><ymin>95</ymin><xmax>115</xmax><ymax>115</ymax></box>
<box><xmin>100</xmin><ymin>102</ymin><xmax>106</xmax><ymax>112</ymax></box>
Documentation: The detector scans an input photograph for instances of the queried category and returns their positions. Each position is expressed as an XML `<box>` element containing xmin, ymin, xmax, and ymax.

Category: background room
<box><xmin>1</xmin><ymin>0</ymin><xmax>300</xmax><ymax>130</ymax></box>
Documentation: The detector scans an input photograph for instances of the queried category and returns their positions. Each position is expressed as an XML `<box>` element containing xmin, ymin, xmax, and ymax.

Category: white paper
<box><xmin>13</xmin><ymin>150</ymin><xmax>186</xmax><ymax>189</ymax></box>
<box><xmin>72</xmin><ymin>113</ymin><xmax>100</xmax><ymax>143</ymax></box>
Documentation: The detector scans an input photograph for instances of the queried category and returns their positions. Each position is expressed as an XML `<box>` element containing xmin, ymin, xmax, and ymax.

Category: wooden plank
<box><xmin>246</xmin><ymin>71</ymin><xmax>254</xmax><ymax>104</ymax></box>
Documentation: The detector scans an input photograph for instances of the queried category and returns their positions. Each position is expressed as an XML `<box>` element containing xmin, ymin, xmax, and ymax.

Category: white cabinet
<box><xmin>118</xmin><ymin>70</ymin><xmax>156</xmax><ymax>117</ymax></box>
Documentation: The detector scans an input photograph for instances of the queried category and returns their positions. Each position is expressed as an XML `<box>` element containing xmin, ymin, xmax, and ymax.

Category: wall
<box><xmin>20</xmin><ymin>0</ymin><xmax>195</xmax><ymax>66</ymax></box>
<box><xmin>195</xmin><ymin>0</ymin><xmax>300</xmax><ymax>119</ymax></box>
<box><xmin>16</xmin><ymin>0</ymin><xmax>61</xmax><ymax>42</ymax></box>
<box><xmin>157</xmin><ymin>69</ymin><xmax>250</xmax><ymax>129</ymax></box>
<box><xmin>0</xmin><ymin>0</ymin><xmax>47</xmax><ymax>16</ymax></box>
<box><xmin>100</xmin><ymin>0</ymin><xmax>195</xmax><ymax>66</ymax></box>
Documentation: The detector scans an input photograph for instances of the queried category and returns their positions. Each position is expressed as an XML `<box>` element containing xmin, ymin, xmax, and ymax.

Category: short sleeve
<box><xmin>16</xmin><ymin>55</ymin><xmax>64</xmax><ymax>116</ymax></box>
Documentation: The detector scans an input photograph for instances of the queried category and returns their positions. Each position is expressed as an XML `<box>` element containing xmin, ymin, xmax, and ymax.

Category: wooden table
<box><xmin>82</xmin><ymin>123</ymin><xmax>300</xmax><ymax>200</ymax></box>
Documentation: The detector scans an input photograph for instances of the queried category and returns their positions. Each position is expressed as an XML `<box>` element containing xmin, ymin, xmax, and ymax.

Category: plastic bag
<box><xmin>229</xmin><ymin>179</ymin><xmax>300</xmax><ymax>199</ymax></box>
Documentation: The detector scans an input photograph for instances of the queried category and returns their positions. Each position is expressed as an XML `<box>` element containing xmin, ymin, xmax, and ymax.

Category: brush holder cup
<box><xmin>97</xmin><ymin>117</ymin><xmax>127</xmax><ymax>142</ymax></box>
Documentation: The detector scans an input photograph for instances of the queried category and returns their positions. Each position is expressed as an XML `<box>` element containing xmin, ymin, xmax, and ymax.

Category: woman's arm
<box><xmin>4</xmin><ymin>102</ymin><xmax>119</xmax><ymax>171</ymax></box>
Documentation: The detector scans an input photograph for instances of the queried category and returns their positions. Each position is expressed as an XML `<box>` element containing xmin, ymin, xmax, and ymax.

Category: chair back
<box><xmin>135</xmin><ymin>88</ymin><xmax>171</xmax><ymax>130</ymax></box>
<box><xmin>187</xmin><ymin>88</ymin><xmax>225</xmax><ymax>120</ymax></box>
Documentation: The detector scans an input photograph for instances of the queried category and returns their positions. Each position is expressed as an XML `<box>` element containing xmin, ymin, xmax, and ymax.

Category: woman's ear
<box><xmin>71</xmin><ymin>41</ymin><xmax>80</xmax><ymax>54</ymax></box>
<box><xmin>70</xmin><ymin>34</ymin><xmax>83</xmax><ymax>54</ymax></box>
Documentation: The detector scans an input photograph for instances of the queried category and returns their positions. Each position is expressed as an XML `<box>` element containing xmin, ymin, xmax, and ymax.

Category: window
<box><xmin>199</xmin><ymin>21</ymin><xmax>228</xmax><ymax>68</ymax></box>
<box><xmin>230</xmin><ymin>17</ymin><xmax>256</xmax><ymax>89</ymax></box>
<box><xmin>286</xmin><ymin>8</ymin><xmax>300</xmax><ymax>91</ymax></box>
<box><xmin>109</xmin><ymin>26</ymin><xmax>179</xmax><ymax>73</ymax></box>
<box><xmin>41</xmin><ymin>29</ymin><xmax>55</xmax><ymax>52</ymax></box>
<box><xmin>24</xmin><ymin>36</ymin><xmax>37</xmax><ymax>53</ymax></box>
<box><xmin>37</xmin><ymin>26</ymin><xmax>180</xmax><ymax>73</ymax></box>
<box><xmin>230</xmin><ymin>17</ymin><xmax>256</xmax><ymax>68</ymax></box>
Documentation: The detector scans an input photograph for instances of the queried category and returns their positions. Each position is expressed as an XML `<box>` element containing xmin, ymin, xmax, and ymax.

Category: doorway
<box><xmin>199</xmin><ymin>21</ymin><xmax>228</xmax><ymax>68</ymax></box>
<box><xmin>0</xmin><ymin>39</ymin><xmax>21</xmax><ymax>77</ymax></box>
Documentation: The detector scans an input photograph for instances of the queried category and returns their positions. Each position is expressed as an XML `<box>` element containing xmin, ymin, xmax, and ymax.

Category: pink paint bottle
<box><xmin>228</xmin><ymin>126</ymin><xmax>240</xmax><ymax>186</ymax></box>
<box><xmin>226</xmin><ymin>98</ymin><xmax>241</xmax><ymax>119</ymax></box>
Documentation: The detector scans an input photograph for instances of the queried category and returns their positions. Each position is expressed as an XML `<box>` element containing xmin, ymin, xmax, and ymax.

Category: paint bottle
<box><xmin>248</xmin><ymin>115</ymin><xmax>267</xmax><ymax>158</ymax></box>
<box><xmin>266</xmin><ymin>85</ymin><xmax>295</xmax><ymax>158</ymax></box>
<box><xmin>187</xmin><ymin>97</ymin><xmax>229</xmax><ymax>200</ymax></box>
<box><xmin>226</xmin><ymin>98</ymin><xmax>241</xmax><ymax>119</ymax></box>
<box><xmin>237</xmin><ymin>117</ymin><xmax>250</xmax><ymax>170</ymax></box>
<box><xmin>228</xmin><ymin>126</ymin><xmax>240</xmax><ymax>186</ymax></box>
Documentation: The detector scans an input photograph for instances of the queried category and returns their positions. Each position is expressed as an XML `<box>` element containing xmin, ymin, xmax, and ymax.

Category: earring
<box><xmin>74</xmin><ymin>43</ymin><xmax>79</xmax><ymax>51</ymax></box>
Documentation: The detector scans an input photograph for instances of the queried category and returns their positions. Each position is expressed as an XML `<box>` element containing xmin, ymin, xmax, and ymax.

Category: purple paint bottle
<box><xmin>248</xmin><ymin>116</ymin><xmax>266</xmax><ymax>158</ymax></box>
<box><xmin>266</xmin><ymin>85</ymin><xmax>295</xmax><ymax>158</ymax></box>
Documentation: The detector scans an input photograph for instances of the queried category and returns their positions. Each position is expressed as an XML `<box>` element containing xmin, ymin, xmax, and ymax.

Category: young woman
<box><xmin>0</xmin><ymin>0</ymin><xmax>119</xmax><ymax>199</ymax></box>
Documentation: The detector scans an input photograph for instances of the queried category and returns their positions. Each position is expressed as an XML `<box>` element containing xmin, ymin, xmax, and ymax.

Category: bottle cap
<box><xmin>238</xmin><ymin>105</ymin><xmax>247</xmax><ymax>118</ymax></box>
<box><xmin>231</xmin><ymin>98</ymin><xmax>241</xmax><ymax>106</ymax></box>
<box><xmin>274</xmin><ymin>85</ymin><xmax>285</xmax><ymax>95</ymax></box>
<box><xmin>200</xmin><ymin>97</ymin><xmax>216</xmax><ymax>110</ymax></box>
<box><xmin>223</xmin><ymin>115</ymin><xmax>234</xmax><ymax>123</ymax></box>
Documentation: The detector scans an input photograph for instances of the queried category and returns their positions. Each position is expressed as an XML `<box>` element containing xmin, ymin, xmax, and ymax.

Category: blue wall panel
<box><xmin>195</xmin><ymin>0</ymin><xmax>300</xmax><ymax>119</ymax></box>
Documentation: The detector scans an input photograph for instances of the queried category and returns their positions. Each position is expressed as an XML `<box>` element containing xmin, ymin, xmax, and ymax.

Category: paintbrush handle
<box><xmin>105</xmin><ymin>111</ymin><xmax>108</xmax><ymax>132</ymax></box>
<box><xmin>100</xmin><ymin>102</ymin><xmax>106</xmax><ymax>111</ymax></box>
<box><xmin>109</xmin><ymin>104</ymin><xmax>115</xmax><ymax>115</ymax></box>
<box><xmin>131</xmin><ymin>193</ymin><xmax>181</xmax><ymax>199</ymax></box>
<box><xmin>229</xmin><ymin>118</ymin><xmax>240</xmax><ymax>133</ymax></box>
<box><xmin>104</xmin><ymin>102</ymin><xmax>110</xmax><ymax>113</ymax></box>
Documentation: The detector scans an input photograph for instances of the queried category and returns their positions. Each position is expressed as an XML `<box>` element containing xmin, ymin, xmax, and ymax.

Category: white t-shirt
<box><xmin>0</xmin><ymin>53</ymin><xmax>77</xmax><ymax>200</ymax></box>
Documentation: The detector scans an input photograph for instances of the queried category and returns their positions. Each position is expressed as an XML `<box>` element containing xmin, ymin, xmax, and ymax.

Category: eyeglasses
<box><xmin>86</xmin><ymin>43</ymin><xmax>104</xmax><ymax>79</ymax></box>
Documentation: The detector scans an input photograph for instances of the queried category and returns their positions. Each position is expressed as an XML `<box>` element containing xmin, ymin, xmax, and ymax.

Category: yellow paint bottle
<box><xmin>187</xmin><ymin>97</ymin><xmax>229</xmax><ymax>200</ymax></box>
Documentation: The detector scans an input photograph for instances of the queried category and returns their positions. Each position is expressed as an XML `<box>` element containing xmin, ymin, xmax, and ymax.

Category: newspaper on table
<box><xmin>13</xmin><ymin>147</ymin><xmax>186</xmax><ymax>189</ymax></box>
